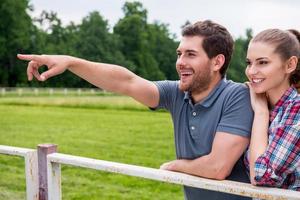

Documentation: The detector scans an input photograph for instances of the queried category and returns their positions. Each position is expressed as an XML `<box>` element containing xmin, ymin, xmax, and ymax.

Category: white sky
<box><xmin>29</xmin><ymin>0</ymin><xmax>299</xmax><ymax>40</ymax></box>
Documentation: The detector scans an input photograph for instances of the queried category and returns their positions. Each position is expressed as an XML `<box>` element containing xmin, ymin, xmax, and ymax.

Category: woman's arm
<box><xmin>247</xmin><ymin>83</ymin><xmax>270</xmax><ymax>184</ymax></box>
<box><xmin>248</xmin><ymin>84</ymin><xmax>300</xmax><ymax>187</ymax></box>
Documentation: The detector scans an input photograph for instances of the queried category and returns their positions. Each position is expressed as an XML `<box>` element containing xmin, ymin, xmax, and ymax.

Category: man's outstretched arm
<box><xmin>17</xmin><ymin>54</ymin><xmax>159</xmax><ymax>108</ymax></box>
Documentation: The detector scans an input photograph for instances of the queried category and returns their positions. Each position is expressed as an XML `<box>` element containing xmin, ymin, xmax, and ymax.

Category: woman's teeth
<box><xmin>252</xmin><ymin>78</ymin><xmax>264</xmax><ymax>83</ymax></box>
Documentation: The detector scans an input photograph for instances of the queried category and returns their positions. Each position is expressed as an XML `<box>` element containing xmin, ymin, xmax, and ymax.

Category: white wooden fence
<box><xmin>0</xmin><ymin>87</ymin><xmax>106</xmax><ymax>96</ymax></box>
<box><xmin>0</xmin><ymin>145</ymin><xmax>38</xmax><ymax>200</ymax></box>
<box><xmin>1</xmin><ymin>144</ymin><xmax>300</xmax><ymax>200</ymax></box>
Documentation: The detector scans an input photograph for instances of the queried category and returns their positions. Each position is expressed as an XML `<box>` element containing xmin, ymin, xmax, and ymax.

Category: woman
<box><xmin>244</xmin><ymin>28</ymin><xmax>300</xmax><ymax>191</ymax></box>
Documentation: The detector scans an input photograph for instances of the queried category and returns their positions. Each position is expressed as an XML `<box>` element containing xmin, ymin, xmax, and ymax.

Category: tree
<box><xmin>32</xmin><ymin>11</ymin><xmax>83</xmax><ymax>87</ymax></box>
<box><xmin>69</xmin><ymin>11</ymin><xmax>133</xmax><ymax>87</ymax></box>
<box><xmin>114</xmin><ymin>1</ymin><xmax>165</xmax><ymax>80</ymax></box>
<box><xmin>227</xmin><ymin>29</ymin><xmax>253</xmax><ymax>82</ymax></box>
<box><xmin>0</xmin><ymin>0</ymin><xmax>32</xmax><ymax>86</ymax></box>
<box><xmin>76</xmin><ymin>12</ymin><xmax>128</xmax><ymax>64</ymax></box>
<box><xmin>0</xmin><ymin>0</ymin><xmax>253</xmax><ymax>87</ymax></box>
<box><xmin>147</xmin><ymin>22</ymin><xmax>178</xmax><ymax>80</ymax></box>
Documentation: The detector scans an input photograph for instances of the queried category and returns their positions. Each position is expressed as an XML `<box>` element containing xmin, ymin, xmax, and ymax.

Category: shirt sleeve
<box><xmin>151</xmin><ymin>80</ymin><xmax>179</xmax><ymax>111</ymax></box>
<box><xmin>217</xmin><ymin>85</ymin><xmax>254</xmax><ymax>138</ymax></box>
<box><xmin>254</xmin><ymin>104</ymin><xmax>300</xmax><ymax>187</ymax></box>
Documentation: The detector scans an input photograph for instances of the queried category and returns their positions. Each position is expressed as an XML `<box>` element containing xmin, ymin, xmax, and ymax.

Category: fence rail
<box><xmin>0</xmin><ymin>145</ymin><xmax>38</xmax><ymax>200</ymax></box>
<box><xmin>0</xmin><ymin>87</ymin><xmax>107</xmax><ymax>97</ymax></box>
<box><xmin>1</xmin><ymin>144</ymin><xmax>300</xmax><ymax>200</ymax></box>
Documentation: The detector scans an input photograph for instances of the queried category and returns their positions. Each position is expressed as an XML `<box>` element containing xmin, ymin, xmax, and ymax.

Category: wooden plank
<box><xmin>47</xmin><ymin>161</ymin><xmax>61</xmax><ymax>200</ymax></box>
<box><xmin>0</xmin><ymin>145</ymin><xmax>39</xmax><ymax>200</ymax></box>
<box><xmin>0</xmin><ymin>145</ymin><xmax>35</xmax><ymax>157</ymax></box>
<box><xmin>38</xmin><ymin>144</ymin><xmax>57</xmax><ymax>200</ymax></box>
<box><xmin>24</xmin><ymin>150</ymin><xmax>39</xmax><ymax>200</ymax></box>
<box><xmin>48</xmin><ymin>153</ymin><xmax>300</xmax><ymax>200</ymax></box>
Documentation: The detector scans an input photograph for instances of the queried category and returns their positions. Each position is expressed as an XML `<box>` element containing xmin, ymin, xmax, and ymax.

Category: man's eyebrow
<box><xmin>186</xmin><ymin>49</ymin><xmax>198</xmax><ymax>53</ymax></box>
<box><xmin>176</xmin><ymin>49</ymin><xmax>198</xmax><ymax>53</ymax></box>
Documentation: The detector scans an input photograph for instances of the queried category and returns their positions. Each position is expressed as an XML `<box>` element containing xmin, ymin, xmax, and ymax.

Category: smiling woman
<box><xmin>244</xmin><ymin>28</ymin><xmax>300</xmax><ymax>191</ymax></box>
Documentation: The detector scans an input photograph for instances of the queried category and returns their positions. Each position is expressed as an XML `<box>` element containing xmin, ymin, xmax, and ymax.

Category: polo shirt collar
<box><xmin>184</xmin><ymin>78</ymin><xmax>228</xmax><ymax>108</ymax></box>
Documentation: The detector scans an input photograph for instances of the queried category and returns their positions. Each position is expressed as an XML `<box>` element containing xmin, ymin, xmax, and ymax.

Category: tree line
<box><xmin>0</xmin><ymin>0</ymin><xmax>252</xmax><ymax>88</ymax></box>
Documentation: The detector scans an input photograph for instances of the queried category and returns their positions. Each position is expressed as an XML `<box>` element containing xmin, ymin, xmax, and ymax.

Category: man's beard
<box><xmin>179</xmin><ymin>70</ymin><xmax>212</xmax><ymax>94</ymax></box>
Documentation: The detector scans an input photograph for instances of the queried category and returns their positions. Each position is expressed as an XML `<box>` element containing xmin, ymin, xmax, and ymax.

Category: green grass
<box><xmin>0</xmin><ymin>96</ymin><xmax>183</xmax><ymax>200</ymax></box>
<box><xmin>0</xmin><ymin>95</ymin><xmax>147</xmax><ymax>111</ymax></box>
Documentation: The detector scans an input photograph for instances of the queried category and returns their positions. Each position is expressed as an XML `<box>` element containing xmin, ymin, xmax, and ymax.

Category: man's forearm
<box><xmin>183</xmin><ymin>155</ymin><xmax>231</xmax><ymax>180</ymax></box>
<box><xmin>161</xmin><ymin>155</ymin><xmax>231</xmax><ymax>180</ymax></box>
<box><xmin>17</xmin><ymin>54</ymin><xmax>159</xmax><ymax>107</ymax></box>
<box><xmin>68</xmin><ymin>57</ymin><xmax>137</xmax><ymax>95</ymax></box>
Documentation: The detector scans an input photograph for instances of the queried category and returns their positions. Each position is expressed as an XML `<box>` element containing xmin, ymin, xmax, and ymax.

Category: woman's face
<box><xmin>245</xmin><ymin>41</ymin><xmax>290</xmax><ymax>95</ymax></box>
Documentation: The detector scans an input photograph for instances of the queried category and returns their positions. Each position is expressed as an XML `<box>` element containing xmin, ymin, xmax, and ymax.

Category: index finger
<box><xmin>17</xmin><ymin>54</ymin><xmax>45</xmax><ymax>63</ymax></box>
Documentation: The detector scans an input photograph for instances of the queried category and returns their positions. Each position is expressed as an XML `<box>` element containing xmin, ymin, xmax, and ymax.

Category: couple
<box><xmin>18</xmin><ymin>20</ymin><xmax>300</xmax><ymax>200</ymax></box>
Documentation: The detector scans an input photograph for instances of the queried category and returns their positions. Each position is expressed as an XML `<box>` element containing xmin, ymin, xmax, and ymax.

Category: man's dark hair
<box><xmin>182</xmin><ymin>20</ymin><xmax>234</xmax><ymax>78</ymax></box>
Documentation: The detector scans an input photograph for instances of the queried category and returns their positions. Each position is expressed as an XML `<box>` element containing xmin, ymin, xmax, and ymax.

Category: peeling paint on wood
<box><xmin>1</xmin><ymin>145</ymin><xmax>299</xmax><ymax>200</ymax></box>
<box><xmin>47</xmin><ymin>153</ymin><xmax>300</xmax><ymax>200</ymax></box>
<box><xmin>38</xmin><ymin>144</ymin><xmax>57</xmax><ymax>200</ymax></box>
<box><xmin>0</xmin><ymin>145</ymin><xmax>39</xmax><ymax>200</ymax></box>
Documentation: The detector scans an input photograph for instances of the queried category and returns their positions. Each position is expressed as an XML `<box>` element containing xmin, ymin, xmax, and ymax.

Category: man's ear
<box><xmin>213</xmin><ymin>54</ymin><xmax>225</xmax><ymax>71</ymax></box>
<box><xmin>285</xmin><ymin>56</ymin><xmax>298</xmax><ymax>74</ymax></box>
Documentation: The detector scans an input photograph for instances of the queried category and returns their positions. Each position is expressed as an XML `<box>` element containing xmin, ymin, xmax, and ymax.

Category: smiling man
<box><xmin>18</xmin><ymin>20</ymin><xmax>253</xmax><ymax>200</ymax></box>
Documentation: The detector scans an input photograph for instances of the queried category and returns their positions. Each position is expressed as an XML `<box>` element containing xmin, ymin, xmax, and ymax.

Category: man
<box><xmin>18</xmin><ymin>20</ymin><xmax>253</xmax><ymax>200</ymax></box>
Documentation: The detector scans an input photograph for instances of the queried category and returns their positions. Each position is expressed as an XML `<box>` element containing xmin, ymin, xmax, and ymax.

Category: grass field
<box><xmin>0</xmin><ymin>96</ymin><xmax>183</xmax><ymax>200</ymax></box>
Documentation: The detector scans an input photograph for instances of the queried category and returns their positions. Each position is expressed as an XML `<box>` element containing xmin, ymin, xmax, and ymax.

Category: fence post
<box><xmin>34</xmin><ymin>88</ymin><xmax>39</xmax><ymax>96</ymax></box>
<box><xmin>90</xmin><ymin>89</ymin><xmax>95</xmax><ymax>94</ymax></box>
<box><xmin>77</xmin><ymin>88</ymin><xmax>81</xmax><ymax>96</ymax></box>
<box><xmin>47</xmin><ymin>156</ymin><xmax>61</xmax><ymax>200</ymax></box>
<box><xmin>49</xmin><ymin>88</ymin><xmax>54</xmax><ymax>96</ymax></box>
<box><xmin>24</xmin><ymin>150</ymin><xmax>39</xmax><ymax>200</ymax></box>
<box><xmin>18</xmin><ymin>88</ymin><xmax>23</xmax><ymax>96</ymax></box>
<box><xmin>1</xmin><ymin>88</ymin><xmax>5</xmax><ymax>96</ymax></box>
<box><xmin>37</xmin><ymin>144</ymin><xmax>57</xmax><ymax>200</ymax></box>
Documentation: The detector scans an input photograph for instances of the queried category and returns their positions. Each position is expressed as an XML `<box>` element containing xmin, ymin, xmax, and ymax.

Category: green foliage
<box><xmin>147</xmin><ymin>23</ymin><xmax>178</xmax><ymax>80</ymax></box>
<box><xmin>114</xmin><ymin>2</ymin><xmax>165</xmax><ymax>80</ymax></box>
<box><xmin>227</xmin><ymin>29</ymin><xmax>253</xmax><ymax>82</ymax></box>
<box><xmin>0</xmin><ymin>0</ymin><xmax>32</xmax><ymax>86</ymax></box>
<box><xmin>0</xmin><ymin>97</ymin><xmax>182</xmax><ymax>199</ymax></box>
<box><xmin>0</xmin><ymin>0</ymin><xmax>253</xmax><ymax>87</ymax></box>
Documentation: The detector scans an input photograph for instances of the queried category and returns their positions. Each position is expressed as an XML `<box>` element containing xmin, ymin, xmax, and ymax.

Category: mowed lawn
<box><xmin>0</xmin><ymin>96</ymin><xmax>183</xmax><ymax>200</ymax></box>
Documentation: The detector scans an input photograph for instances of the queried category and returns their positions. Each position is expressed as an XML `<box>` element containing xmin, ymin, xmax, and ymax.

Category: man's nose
<box><xmin>176</xmin><ymin>56</ymin><xmax>186</xmax><ymax>67</ymax></box>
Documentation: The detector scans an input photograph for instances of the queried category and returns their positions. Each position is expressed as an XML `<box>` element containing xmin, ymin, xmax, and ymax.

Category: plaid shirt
<box><xmin>245</xmin><ymin>86</ymin><xmax>300</xmax><ymax>191</ymax></box>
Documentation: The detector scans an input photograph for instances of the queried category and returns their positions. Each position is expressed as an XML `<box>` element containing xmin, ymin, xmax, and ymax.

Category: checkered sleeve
<box><xmin>253</xmin><ymin>103</ymin><xmax>300</xmax><ymax>187</ymax></box>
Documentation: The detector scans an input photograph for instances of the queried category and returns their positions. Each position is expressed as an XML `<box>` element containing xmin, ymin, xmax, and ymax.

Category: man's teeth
<box><xmin>181</xmin><ymin>71</ymin><xmax>193</xmax><ymax>76</ymax></box>
<box><xmin>252</xmin><ymin>79</ymin><xmax>264</xmax><ymax>83</ymax></box>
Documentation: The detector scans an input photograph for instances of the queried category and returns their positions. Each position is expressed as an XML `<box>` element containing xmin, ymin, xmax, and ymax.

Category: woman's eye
<box><xmin>245</xmin><ymin>61</ymin><xmax>251</xmax><ymax>66</ymax></box>
<box><xmin>258</xmin><ymin>60</ymin><xmax>268</xmax><ymax>65</ymax></box>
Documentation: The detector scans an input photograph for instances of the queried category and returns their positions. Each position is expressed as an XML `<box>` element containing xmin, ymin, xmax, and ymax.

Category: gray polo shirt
<box><xmin>154</xmin><ymin>78</ymin><xmax>253</xmax><ymax>200</ymax></box>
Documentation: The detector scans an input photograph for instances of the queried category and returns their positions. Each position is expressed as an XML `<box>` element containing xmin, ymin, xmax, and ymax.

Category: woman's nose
<box><xmin>247</xmin><ymin>65</ymin><xmax>258</xmax><ymax>75</ymax></box>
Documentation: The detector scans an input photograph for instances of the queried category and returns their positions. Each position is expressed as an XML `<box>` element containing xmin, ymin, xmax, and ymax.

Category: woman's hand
<box><xmin>245</xmin><ymin>82</ymin><xmax>268</xmax><ymax>114</ymax></box>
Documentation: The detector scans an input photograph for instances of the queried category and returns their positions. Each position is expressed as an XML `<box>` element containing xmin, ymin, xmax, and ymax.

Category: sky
<box><xmin>29</xmin><ymin>0</ymin><xmax>299</xmax><ymax>39</ymax></box>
